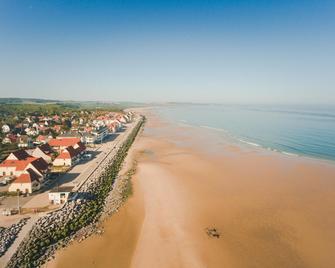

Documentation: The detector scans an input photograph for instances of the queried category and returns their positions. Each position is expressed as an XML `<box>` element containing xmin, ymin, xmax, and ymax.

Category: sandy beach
<box><xmin>49</xmin><ymin>110</ymin><xmax>335</xmax><ymax>268</ymax></box>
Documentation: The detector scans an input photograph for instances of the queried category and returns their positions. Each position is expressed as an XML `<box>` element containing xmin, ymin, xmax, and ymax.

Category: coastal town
<box><xmin>0</xmin><ymin>102</ymin><xmax>143</xmax><ymax>267</ymax></box>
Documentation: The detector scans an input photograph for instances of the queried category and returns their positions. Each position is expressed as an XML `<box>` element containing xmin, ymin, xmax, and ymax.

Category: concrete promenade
<box><xmin>0</xmin><ymin>116</ymin><xmax>140</xmax><ymax>267</ymax></box>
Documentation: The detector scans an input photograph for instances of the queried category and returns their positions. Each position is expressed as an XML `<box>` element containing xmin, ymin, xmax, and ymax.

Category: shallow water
<box><xmin>156</xmin><ymin>104</ymin><xmax>335</xmax><ymax>161</ymax></box>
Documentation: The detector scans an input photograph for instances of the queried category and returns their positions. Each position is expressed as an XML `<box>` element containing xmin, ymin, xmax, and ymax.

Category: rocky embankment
<box><xmin>6</xmin><ymin>116</ymin><xmax>144</xmax><ymax>268</ymax></box>
<box><xmin>0</xmin><ymin>218</ymin><xmax>29</xmax><ymax>257</ymax></box>
<box><xmin>102</xmin><ymin>163</ymin><xmax>136</xmax><ymax>220</ymax></box>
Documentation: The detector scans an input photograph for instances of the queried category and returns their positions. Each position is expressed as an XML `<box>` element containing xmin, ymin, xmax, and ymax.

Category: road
<box><xmin>0</xmin><ymin>117</ymin><xmax>140</xmax><ymax>266</ymax></box>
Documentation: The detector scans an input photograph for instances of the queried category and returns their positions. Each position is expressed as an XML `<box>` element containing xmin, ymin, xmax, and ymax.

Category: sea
<box><xmin>155</xmin><ymin>103</ymin><xmax>335</xmax><ymax>162</ymax></box>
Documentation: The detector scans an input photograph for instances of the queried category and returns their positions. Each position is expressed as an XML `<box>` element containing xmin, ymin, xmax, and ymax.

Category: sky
<box><xmin>0</xmin><ymin>0</ymin><xmax>334</xmax><ymax>104</ymax></box>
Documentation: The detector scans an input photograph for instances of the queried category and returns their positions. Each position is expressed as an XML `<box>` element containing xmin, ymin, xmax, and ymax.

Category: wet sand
<box><xmin>49</xmin><ymin>111</ymin><xmax>335</xmax><ymax>268</ymax></box>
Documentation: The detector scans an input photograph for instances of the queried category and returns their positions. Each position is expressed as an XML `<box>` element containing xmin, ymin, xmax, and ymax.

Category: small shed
<box><xmin>48</xmin><ymin>186</ymin><xmax>74</xmax><ymax>205</ymax></box>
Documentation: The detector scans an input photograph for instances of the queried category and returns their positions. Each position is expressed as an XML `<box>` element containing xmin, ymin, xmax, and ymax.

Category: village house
<box><xmin>17</xmin><ymin>135</ymin><xmax>32</xmax><ymax>148</ymax></box>
<box><xmin>24</xmin><ymin>127</ymin><xmax>38</xmax><ymax>136</ymax></box>
<box><xmin>116</xmin><ymin>114</ymin><xmax>128</xmax><ymax>124</ymax></box>
<box><xmin>48</xmin><ymin>186</ymin><xmax>73</xmax><ymax>204</ymax></box>
<box><xmin>0</xmin><ymin>157</ymin><xmax>48</xmax><ymax>178</ymax></box>
<box><xmin>52</xmin><ymin>142</ymin><xmax>86</xmax><ymax>167</ymax></box>
<box><xmin>2</xmin><ymin>137</ymin><xmax>12</xmax><ymax>144</ymax></box>
<box><xmin>107</xmin><ymin>122</ymin><xmax>120</xmax><ymax>133</ymax></box>
<box><xmin>6</xmin><ymin>149</ymin><xmax>31</xmax><ymax>161</ymax></box>
<box><xmin>48</xmin><ymin>137</ymin><xmax>81</xmax><ymax>152</ymax></box>
<box><xmin>8</xmin><ymin>168</ymin><xmax>42</xmax><ymax>194</ymax></box>
<box><xmin>57</xmin><ymin>131</ymin><xmax>82</xmax><ymax>140</ymax></box>
<box><xmin>35</xmin><ymin>135</ymin><xmax>48</xmax><ymax>144</ymax></box>
<box><xmin>81</xmin><ymin>132</ymin><xmax>96</xmax><ymax>144</ymax></box>
<box><xmin>2</xmin><ymin>124</ymin><xmax>10</xmax><ymax>134</ymax></box>
<box><xmin>112</xmin><ymin>119</ymin><xmax>123</xmax><ymax>131</ymax></box>
<box><xmin>53</xmin><ymin>115</ymin><xmax>60</xmax><ymax>122</ymax></box>
<box><xmin>91</xmin><ymin>126</ymin><xmax>109</xmax><ymax>143</ymax></box>
<box><xmin>31</xmin><ymin>144</ymin><xmax>55</xmax><ymax>164</ymax></box>
<box><xmin>53</xmin><ymin>125</ymin><xmax>62</xmax><ymax>133</ymax></box>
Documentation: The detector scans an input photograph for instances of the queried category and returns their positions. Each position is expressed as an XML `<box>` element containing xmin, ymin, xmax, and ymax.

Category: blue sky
<box><xmin>0</xmin><ymin>0</ymin><xmax>334</xmax><ymax>103</ymax></box>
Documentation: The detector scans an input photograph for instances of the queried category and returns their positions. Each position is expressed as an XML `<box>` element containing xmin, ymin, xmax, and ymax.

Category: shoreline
<box><xmin>156</xmin><ymin>106</ymin><xmax>335</xmax><ymax>166</ymax></box>
<box><xmin>51</xmin><ymin>109</ymin><xmax>335</xmax><ymax>268</ymax></box>
<box><xmin>157</xmin><ymin>110</ymin><xmax>335</xmax><ymax>168</ymax></box>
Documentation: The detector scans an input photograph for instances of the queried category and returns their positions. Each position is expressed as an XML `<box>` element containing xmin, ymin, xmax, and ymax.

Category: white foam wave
<box><xmin>282</xmin><ymin>151</ymin><xmax>299</xmax><ymax>157</ymax></box>
<box><xmin>239</xmin><ymin>139</ymin><xmax>261</xmax><ymax>147</ymax></box>
<box><xmin>200</xmin><ymin>125</ymin><xmax>227</xmax><ymax>132</ymax></box>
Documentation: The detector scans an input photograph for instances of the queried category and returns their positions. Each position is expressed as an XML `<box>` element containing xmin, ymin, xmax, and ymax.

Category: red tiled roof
<box><xmin>13</xmin><ymin>174</ymin><xmax>33</xmax><ymax>183</ymax></box>
<box><xmin>56</xmin><ymin>143</ymin><xmax>85</xmax><ymax>160</ymax></box>
<box><xmin>57</xmin><ymin>151</ymin><xmax>72</xmax><ymax>159</ymax></box>
<box><xmin>13</xmin><ymin>169</ymin><xmax>41</xmax><ymax>183</ymax></box>
<box><xmin>36</xmin><ymin>135</ymin><xmax>46</xmax><ymax>141</ymax></box>
<box><xmin>48</xmin><ymin>138</ymin><xmax>80</xmax><ymax>147</ymax></box>
<box><xmin>0</xmin><ymin>157</ymin><xmax>48</xmax><ymax>173</ymax></box>
<box><xmin>0</xmin><ymin>159</ymin><xmax>32</xmax><ymax>170</ymax></box>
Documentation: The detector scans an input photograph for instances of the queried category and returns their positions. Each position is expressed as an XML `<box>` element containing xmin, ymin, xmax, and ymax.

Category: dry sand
<box><xmin>49</xmin><ymin>111</ymin><xmax>335</xmax><ymax>268</ymax></box>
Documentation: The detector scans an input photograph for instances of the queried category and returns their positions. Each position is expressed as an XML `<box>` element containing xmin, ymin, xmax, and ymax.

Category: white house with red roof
<box><xmin>48</xmin><ymin>137</ymin><xmax>81</xmax><ymax>152</ymax></box>
<box><xmin>52</xmin><ymin>142</ymin><xmax>86</xmax><ymax>167</ymax></box>
<box><xmin>8</xmin><ymin>168</ymin><xmax>41</xmax><ymax>194</ymax></box>
<box><xmin>0</xmin><ymin>152</ymin><xmax>48</xmax><ymax>180</ymax></box>
<box><xmin>0</xmin><ymin>149</ymin><xmax>48</xmax><ymax>194</ymax></box>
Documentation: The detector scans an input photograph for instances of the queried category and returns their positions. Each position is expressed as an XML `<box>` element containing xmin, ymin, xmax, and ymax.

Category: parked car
<box><xmin>3</xmin><ymin>176</ymin><xmax>14</xmax><ymax>183</ymax></box>
<box><xmin>48</xmin><ymin>173</ymin><xmax>59</xmax><ymax>180</ymax></box>
<box><xmin>82</xmin><ymin>153</ymin><xmax>92</xmax><ymax>160</ymax></box>
<box><xmin>2</xmin><ymin>208</ymin><xmax>19</xmax><ymax>216</ymax></box>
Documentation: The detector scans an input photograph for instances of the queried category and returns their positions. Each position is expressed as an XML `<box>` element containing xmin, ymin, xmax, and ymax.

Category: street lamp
<box><xmin>17</xmin><ymin>190</ymin><xmax>20</xmax><ymax>214</ymax></box>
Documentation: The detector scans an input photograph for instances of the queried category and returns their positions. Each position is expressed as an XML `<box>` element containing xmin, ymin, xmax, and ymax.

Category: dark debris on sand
<box><xmin>205</xmin><ymin>227</ymin><xmax>220</xmax><ymax>238</ymax></box>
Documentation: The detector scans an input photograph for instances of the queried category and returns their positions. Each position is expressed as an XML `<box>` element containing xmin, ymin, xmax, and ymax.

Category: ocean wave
<box><xmin>177</xmin><ymin>122</ymin><xmax>192</xmax><ymax>127</ymax></box>
<box><xmin>240</xmin><ymin>139</ymin><xmax>299</xmax><ymax>157</ymax></box>
<box><xmin>173</xmin><ymin>117</ymin><xmax>319</xmax><ymax>161</ymax></box>
<box><xmin>282</xmin><ymin>151</ymin><xmax>299</xmax><ymax>157</ymax></box>
<box><xmin>200</xmin><ymin>125</ymin><xmax>227</xmax><ymax>132</ymax></box>
<box><xmin>238</xmin><ymin>139</ymin><xmax>261</xmax><ymax>147</ymax></box>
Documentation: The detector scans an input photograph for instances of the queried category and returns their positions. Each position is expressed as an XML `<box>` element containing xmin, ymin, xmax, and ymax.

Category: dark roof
<box><xmin>76</xmin><ymin>142</ymin><xmax>86</xmax><ymax>154</ymax></box>
<box><xmin>30</xmin><ymin>157</ymin><xmax>49</xmax><ymax>172</ymax></box>
<box><xmin>26</xmin><ymin>168</ymin><xmax>42</xmax><ymax>181</ymax></box>
<box><xmin>66</xmin><ymin>146</ymin><xmax>77</xmax><ymax>158</ymax></box>
<box><xmin>11</xmin><ymin>149</ymin><xmax>31</xmax><ymax>160</ymax></box>
<box><xmin>38</xmin><ymin>143</ymin><xmax>54</xmax><ymax>155</ymax></box>
<box><xmin>65</xmin><ymin>142</ymin><xmax>86</xmax><ymax>158</ymax></box>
